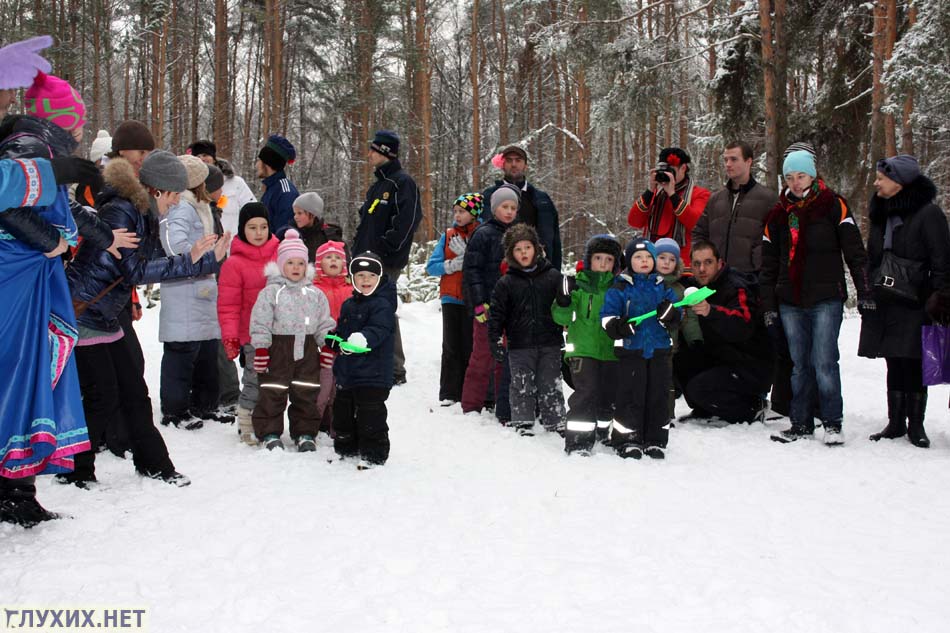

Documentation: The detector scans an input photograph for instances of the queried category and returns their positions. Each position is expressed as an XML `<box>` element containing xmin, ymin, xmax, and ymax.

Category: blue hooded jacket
<box><xmin>601</xmin><ymin>271</ymin><xmax>678</xmax><ymax>358</ymax></box>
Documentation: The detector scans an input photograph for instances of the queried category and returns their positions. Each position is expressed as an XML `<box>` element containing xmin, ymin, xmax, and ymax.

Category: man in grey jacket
<box><xmin>692</xmin><ymin>141</ymin><xmax>777</xmax><ymax>274</ymax></box>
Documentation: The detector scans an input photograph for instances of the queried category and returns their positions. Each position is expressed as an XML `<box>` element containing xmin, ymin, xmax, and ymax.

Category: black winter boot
<box><xmin>906</xmin><ymin>391</ymin><xmax>930</xmax><ymax>448</ymax></box>
<box><xmin>870</xmin><ymin>391</ymin><xmax>907</xmax><ymax>441</ymax></box>
<box><xmin>770</xmin><ymin>422</ymin><xmax>815</xmax><ymax>443</ymax></box>
<box><xmin>0</xmin><ymin>476</ymin><xmax>59</xmax><ymax>528</ymax></box>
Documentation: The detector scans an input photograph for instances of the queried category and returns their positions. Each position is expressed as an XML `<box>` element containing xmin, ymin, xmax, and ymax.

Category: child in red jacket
<box><xmin>313</xmin><ymin>240</ymin><xmax>350</xmax><ymax>435</ymax></box>
<box><xmin>217</xmin><ymin>203</ymin><xmax>279</xmax><ymax>445</ymax></box>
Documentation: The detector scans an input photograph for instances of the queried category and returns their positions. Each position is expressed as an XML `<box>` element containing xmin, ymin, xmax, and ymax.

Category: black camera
<box><xmin>654</xmin><ymin>162</ymin><xmax>674</xmax><ymax>184</ymax></box>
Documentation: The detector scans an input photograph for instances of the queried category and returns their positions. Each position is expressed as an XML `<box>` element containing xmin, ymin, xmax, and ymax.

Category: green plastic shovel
<box><xmin>626</xmin><ymin>286</ymin><xmax>717</xmax><ymax>325</ymax></box>
<box><xmin>326</xmin><ymin>334</ymin><xmax>372</xmax><ymax>354</ymax></box>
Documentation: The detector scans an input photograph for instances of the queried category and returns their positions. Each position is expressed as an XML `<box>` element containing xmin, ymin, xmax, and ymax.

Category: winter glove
<box><xmin>763</xmin><ymin>311</ymin><xmax>779</xmax><ymax>328</ymax></box>
<box><xmin>490</xmin><ymin>337</ymin><xmax>506</xmax><ymax>362</ymax></box>
<box><xmin>51</xmin><ymin>156</ymin><xmax>103</xmax><ymax>194</ymax></box>
<box><xmin>253</xmin><ymin>348</ymin><xmax>270</xmax><ymax>373</ymax></box>
<box><xmin>443</xmin><ymin>255</ymin><xmax>464</xmax><ymax>274</ymax></box>
<box><xmin>324</xmin><ymin>331</ymin><xmax>342</xmax><ymax>353</ymax></box>
<box><xmin>223</xmin><ymin>338</ymin><xmax>242</xmax><ymax>361</ymax></box>
<box><xmin>320</xmin><ymin>346</ymin><xmax>336</xmax><ymax>369</ymax></box>
<box><xmin>448</xmin><ymin>234</ymin><xmax>468</xmax><ymax>258</ymax></box>
<box><xmin>555</xmin><ymin>275</ymin><xmax>576</xmax><ymax>307</ymax></box>
<box><xmin>656</xmin><ymin>299</ymin><xmax>680</xmax><ymax>328</ymax></box>
<box><xmin>603</xmin><ymin>316</ymin><xmax>636</xmax><ymax>340</ymax></box>
<box><xmin>474</xmin><ymin>303</ymin><xmax>490</xmax><ymax>323</ymax></box>
<box><xmin>857</xmin><ymin>298</ymin><xmax>877</xmax><ymax>316</ymax></box>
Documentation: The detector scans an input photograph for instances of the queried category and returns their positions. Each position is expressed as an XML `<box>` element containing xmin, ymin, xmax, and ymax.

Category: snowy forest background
<box><xmin>1</xmin><ymin>0</ymin><xmax>948</xmax><ymax>260</ymax></box>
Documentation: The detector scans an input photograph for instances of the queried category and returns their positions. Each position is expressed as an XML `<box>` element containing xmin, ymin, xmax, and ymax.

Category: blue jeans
<box><xmin>779</xmin><ymin>300</ymin><xmax>844</xmax><ymax>427</ymax></box>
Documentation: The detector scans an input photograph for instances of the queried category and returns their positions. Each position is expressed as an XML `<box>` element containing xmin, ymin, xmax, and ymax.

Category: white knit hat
<box><xmin>89</xmin><ymin>129</ymin><xmax>112</xmax><ymax>163</ymax></box>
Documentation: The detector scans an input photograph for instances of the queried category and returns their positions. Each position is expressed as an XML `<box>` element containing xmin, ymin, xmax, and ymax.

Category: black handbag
<box><xmin>872</xmin><ymin>250</ymin><xmax>927</xmax><ymax>303</ymax></box>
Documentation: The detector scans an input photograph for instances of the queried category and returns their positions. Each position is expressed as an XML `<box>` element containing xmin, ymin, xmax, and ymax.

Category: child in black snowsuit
<box><xmin>601</xmin><ymin>238</ymin><xmax>682</xmax><ymax>459</ymax></box>
<box><xmin>327</xmin><ymin>251</ymin><xmax>396</xmax><ymax>469</ymax></box>
<box><xmin>488</xmin><ymin>224</ymin><xmax>566</xmax><ymax>433</ymax></box>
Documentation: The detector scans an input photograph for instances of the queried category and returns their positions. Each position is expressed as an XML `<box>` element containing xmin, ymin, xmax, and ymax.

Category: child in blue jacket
<box><xmin>601</xmin><ymin>238</ymin><xmax>681</xmax><ymax>459</ymax></box>
<box><xmin>327</xmin><ymin>251</ymin><xmax>396</xmax><ymax>469</ymax></box>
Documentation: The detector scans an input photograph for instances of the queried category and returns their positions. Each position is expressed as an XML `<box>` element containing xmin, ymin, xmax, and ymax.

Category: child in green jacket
<box><xmin>552</xmin><ymin>234</ymin><xmax>623</xmax><ymax>454</ymax></box>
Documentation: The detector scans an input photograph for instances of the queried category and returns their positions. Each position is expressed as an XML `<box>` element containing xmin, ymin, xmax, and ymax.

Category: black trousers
<box><xmin>614</xmin><ymin>349</ymin><xmax>672</xmax><ymax>448</ymax></box>
<box><xmin>565</xmin><ymin>357</ymin><xmax>617</xmax><ymax>451</ymax></box>
<box><xmin>217</xmin><ymin>340</ymin><xmax>241</xmax><ymax>406</ymax></box>
<box><xmin>439</xmin><ymin>303</ymin><xmax>473</xmax><ymax>401</ymax></box>
<box><xmin>333</xmin><ymin>386</ymin><xmax>390</xmax><ymax>465</ymax></box>
<box><xmin>74</xmin><ymin>339</ymin><xmax>175</xmax><ymax>478</ymax></box>
<box><xmin>886</xmin><ymin>357</ymin><xmax>926</xmax><ymax>393</ymax></box>
<box><xmin>683</xmin><ymin>365</ymin><xmax>772</xmax><ymax>423</ymax></box>
<box><xmin>160</xmin><ymin>340</ymin><xmax>220</xmax><ymax>417</ymax></box>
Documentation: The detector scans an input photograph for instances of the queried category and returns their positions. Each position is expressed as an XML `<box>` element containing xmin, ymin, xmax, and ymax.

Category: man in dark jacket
<box><xmin>352</xmin><ymin>130</ymin><xmax>423</xmax><ymax>384</ymax></box>
<box><xmin>256</xmin><ymin>134</ymin><xmax>298</xmax><ymax>233</ymax></box>
<box><xmin>693</xmin><ymin>141</ymin><xmax>777</xmax><ymax>274</ymax></box>
<box><xmin>674</xmin><ymin>240</ymin><xmax>773</xmax><ymax>423</ymax></box>
<box><xmin>482</xmin><ymin>145</ymin><xmax>562</xmax><ymax>269</ymax></box>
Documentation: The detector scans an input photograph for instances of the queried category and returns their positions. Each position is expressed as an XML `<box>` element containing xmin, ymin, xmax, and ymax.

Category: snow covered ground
<box><xmin>4</xmin><ymin>300</ymin><xmax>950</xmax><ymax>632</ymax></box>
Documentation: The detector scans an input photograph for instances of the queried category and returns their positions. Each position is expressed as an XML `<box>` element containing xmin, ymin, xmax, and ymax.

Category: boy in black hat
<box><xmin>256</xmin><ymin>134</ymin><xmax>299</xmax><ymax>234</ymax></box>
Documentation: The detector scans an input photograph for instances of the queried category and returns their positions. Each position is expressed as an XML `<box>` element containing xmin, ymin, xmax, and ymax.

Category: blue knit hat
<box><xmin>624</xmin><ymin>237</ymin><xmax>657</xmax><ymax>270</ymax></box>
<box><xmin>653</xmin><ymin>237</ymin><xmax>681</xmax><ymax>260</ymax></box>
<box><xmin>876</xmin><ymin>154</ymin><xmax>920</xmax><ymax>186</ymax></box>
<box><xmin>783</xmin><ymin>150</ymin><xmax>817</xmax><ymax>178</ymax></box>
<box><xmin>370</xmin><ymin>130</ymin><xmax>400</xmax><ymax>159</ymax></box>
<box><xmin>258</xmin><ymin>134</ymin><xmax>296</xmax><ymax>171</ymax></box>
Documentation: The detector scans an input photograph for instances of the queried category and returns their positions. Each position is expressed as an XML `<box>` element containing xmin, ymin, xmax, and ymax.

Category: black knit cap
<box><xmin>237</xmin><ymin>202</ymin><xmax>271</xmax><ymax>244</ymax></box>
<box><xmin>187</xmin><ymin>139</ymin><xmax>217</xmax><ymax>160</ymax></box>
<box><xmin>369</xmin><ymin>130</ymin><xmax>400</xmax><ymax>159</ymax></box>
<box><xmin>205</xmin><ymin>164</ymin><xmax>225</xmax><ymax>193</ymax></box>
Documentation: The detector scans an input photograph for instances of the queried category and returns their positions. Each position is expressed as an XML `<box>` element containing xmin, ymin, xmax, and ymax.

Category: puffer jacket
<box><xmin>313</xmin><ymin>271</ymin><xmax>351</xmax><ymax>321</ymax></box>
<box><xmin>67</xmin><ymin>157</ymin><xmax>218</xmax><ymax>333</ymax></box>
<box><xmin>217</xmin><ymin>235</ymin><xmax>279</xmax><ymax>345</ymax></box>
<box><xmin>551</xmin><ymin>268</ymin><xmax>617</xmax><ymax>361</ymax></box>
<box><xmin>601</xmin><ymin>271</ymin><xmax>679</xmax><ymax>358</ymax></box>
<box><xmin>462</xmin><ymin>216</ymin><xmax>512</xmax><ymax>313</ymax></box>
<box><xmin>858</xmin><ymin>175</ymin><xmax>950</xmax><ymax>359</ymax></box>
<box><xmin>0</xmin><ymin>115</ymin><xmax>112</xmax><ymax>253</ymax></box>
<box><xmin>249</xmin><ymin>262</ymin><xmax>335</xmax><ymax>360</ymax></box>
<box><xmin>158</xmin><ymin>191</ymin><xmax>220</xmax><ymax>342</ymax></box>
<box><xmin>483</xmin><ymin>180</ymin><xmax>562</xmax><ymax>267</ymax></box>
<box><xmin>333</xmin><ymin>276</ymin><xmax>397</xmax><ymax>389</ymax></box>
<box><xmin>352</xmin><ymin>159</ymin><xmax>422</xmax><ymax>270</ymax></box>
<box><xmin>693</xmin><ymin>178</ymin><xmax>778</xmax><ymax>273</ymax></box>
<box><xmin>489</xmin><ymin>256</ymin><xmax>563</xmax><ymax>351</ymax></box>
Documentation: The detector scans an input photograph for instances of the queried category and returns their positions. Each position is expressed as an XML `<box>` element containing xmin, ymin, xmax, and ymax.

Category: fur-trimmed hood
<box><xmin>869</xmin><ymin>174</ymin><xmax>939</xmax><ymax>223</ymax></box>
<box><xmin>503</xmin><ymin>222</ymin><xmax>543</xmax><ymax>268</ymax></box>
<box><xmin>99</xmin><ymin>157</ymin><xmax>150</xmax><ymax>213</ymax></box>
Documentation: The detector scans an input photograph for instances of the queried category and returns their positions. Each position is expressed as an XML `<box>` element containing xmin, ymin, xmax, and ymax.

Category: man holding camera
<box><xmin>627</xmin><ymin>147</ymin><xmax>710</xmax><ymax>266</ymax></box>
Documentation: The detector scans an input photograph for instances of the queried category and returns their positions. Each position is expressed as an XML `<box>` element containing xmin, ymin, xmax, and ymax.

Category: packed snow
<box><xmin>3</xmin><ymin>300</ymin><xmax>949</xmax><ymax>632</ymax></box>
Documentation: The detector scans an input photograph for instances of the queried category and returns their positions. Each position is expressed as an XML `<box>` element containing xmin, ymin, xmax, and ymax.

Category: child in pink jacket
<box><xmin>313</xmin><ymin>240</ymin><xmax>350</xmax><ymax>435</ymax></box>
<box><xmin>217</xmin><ymin>203</ymin><xmax>279</xmax><ymax>445</ymax></box>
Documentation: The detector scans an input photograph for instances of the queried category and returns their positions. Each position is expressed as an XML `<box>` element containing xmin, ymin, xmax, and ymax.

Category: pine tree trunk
<box><xmin>759</xmin><ymin>0</ymin><xmax>778</xmax><ymax>189</ymax></box>
<box><xmin>883</xmin><ymin>0</ymin><xmax>898</xmax><ymax>157</ymax></box>
<box><xmin>214</xmin><ymin>0</ymin><xmax>231</xmax><ymax>157</ymax></box>
<box><xmin>493</xmin><ymin>0</ymin><xmax>508</xmax><ymax>144</ymax></box>
<box><xmin>470</xmin><ymin>0</ymin><xmax>481</xmax><ymax>186</ymax></box>
<box><xmin>901</xmin><ymin>4</ymin><xmax>917</xmax><ymax>154</ymax></box>
<box><xmin>415</xmin><ymin>0</ymin><xmax>433</xmax><ymax>241</ymax></box>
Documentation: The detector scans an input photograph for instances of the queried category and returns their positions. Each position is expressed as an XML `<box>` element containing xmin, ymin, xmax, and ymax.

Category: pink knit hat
<box><xmin>277</xmin><ymin>229</ymin><xmax>309</xmax><ymax>270</ymax></box>
<box><xmin>315</xmin><ymin>240</ymin><xmax>346</xmax><ymax>265</ymax></box>
<box><xmin>24</xmin><ymin>72</ymin><xmax>86</xmax><ymax>131</ymax></box>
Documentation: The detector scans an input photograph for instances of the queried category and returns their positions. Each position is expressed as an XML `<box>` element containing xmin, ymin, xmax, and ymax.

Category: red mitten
<box><xmin>223</xmin><ymin>338</ymin><xmax>242</xmax><ymax>361</ymax></box>
<box><xmin>320</xmin><ymin>345</ymin><xmax>335</xmax><ymax>369</ymax></box>
<box><xmin>253</xmin><ymin>348</ymin><xmax>270</xmax><ymax>373</ymax></box>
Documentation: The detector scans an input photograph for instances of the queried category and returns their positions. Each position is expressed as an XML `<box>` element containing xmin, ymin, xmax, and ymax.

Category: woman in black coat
<box><xmin>858</xmin><ymin>155</ymin><xmax>950</xmax><ymax>448</ymax></box>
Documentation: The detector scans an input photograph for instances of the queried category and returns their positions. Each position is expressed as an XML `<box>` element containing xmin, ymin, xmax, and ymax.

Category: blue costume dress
<box><xmin>0</xmin><ymin>119</ymin><xmax>90</xmax><ymax>478</ymax></box>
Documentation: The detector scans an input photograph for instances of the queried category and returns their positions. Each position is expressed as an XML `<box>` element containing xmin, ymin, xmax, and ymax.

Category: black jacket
<box><xmin>352</xmin><ymin>159</ymin><xmax>422</xmax><ymax>270</ymax></box>
<box><xmin>277</xmin><ymin>218</ymin><xmax>345</xmax><ymax>263</ymax></box>
<box><xmin>858</xmin><ymin>176</ymin><xmax>950</xmax><ymax>359</ymax></box>
<box><xmin>760</xmin><ymin>181</ymin><xmax>870</xmax><ymax>311</ymax></box>
<box><xmin>67</xmin><ymin>158</ymin><xmax>217</xmax><ymax>332</ymax></box>
<box><xmin>333</xmin><ymin>277</ymin><xmax>397</xmax><ymax>389</ymax></box>
<box><xmin>0</xmin><ymin>115</ymin><xmax>113</xmax><ymax>253</ymax></box>
<box><xmin>483</xmin><ymin>180</ymin><xmax>562</xmax><ymax>269</ymax></box>
<box><xmin>698</xmin><ymin>264</ymin><xmax>773</xmax><ymax>370</ymax></box>
<box><xmin>488</xmin><ymin>257</ymin><xmax>563</xmax><ymax>351</ymax></box>
<box><xmin>462</xmin><ymin>216</ymin><xmax>511</xmax><ymax>311</ymax></box>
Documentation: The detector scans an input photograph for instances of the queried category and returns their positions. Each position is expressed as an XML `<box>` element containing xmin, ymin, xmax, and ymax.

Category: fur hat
<box><xmin>624</xmin><ymin>237</ymin><xmax>657</xmax><ymax>270</ymax></box>
<box><xmin>349</xmin><ymin>251</ymin><xmax>383</xmax><ymax>278</ymax></box>
<box><xmin>112</xmin><ymin>120</ymin><xmax>155</xmax><ymax>152</ymax></box>
<box><xmin>503</xmin><ymin>223</ymin><xmax>542</xmax><ymax>267</ymax></box>
<box><xmin>24</xmin><ymin>72</ymin><xmax>86</xmax><ymax>131</ymax></box>
<box><xmin>277</xmin><ymin>228</ymin><xmax>308</xmax><ymax>269</ymax></box>
<box><xmin>659</xmin><ymin>147</ymin><xmax>690</xmax><ymax>166</ymax></box>
<box><xmin>583</xmin><ymin>234</ymin><xmax>622</xmax><ymax>274</ymax></box>
<box><xmin>139</xmin><ymin>150</ymin><xmax>188</xmax><ymax>192</ymax></box>
<box><xmin>258</xmin><ymin>134</ymin><xmax>296</xmax><ymax>171</ymax></box>
<box><xmin>178</xmin><ymin>154</ymin><xmax>210</xmax><ymax>190</ymax></box>
<box><xmin>237</xmin><ymin>202</ymin><xmax>270</xmax><ymax>244</ymax></box>
<box><xmin>187</xmin><ymin>139</ymin><xmax>216</xmax><ymax>160</ymax></box>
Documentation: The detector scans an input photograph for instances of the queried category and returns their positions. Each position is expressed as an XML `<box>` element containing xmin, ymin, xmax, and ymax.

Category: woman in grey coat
<box><xmin>158</xmin><ymin>155</ymin><xmax>230</xmax><ymax>429</ymax></box>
